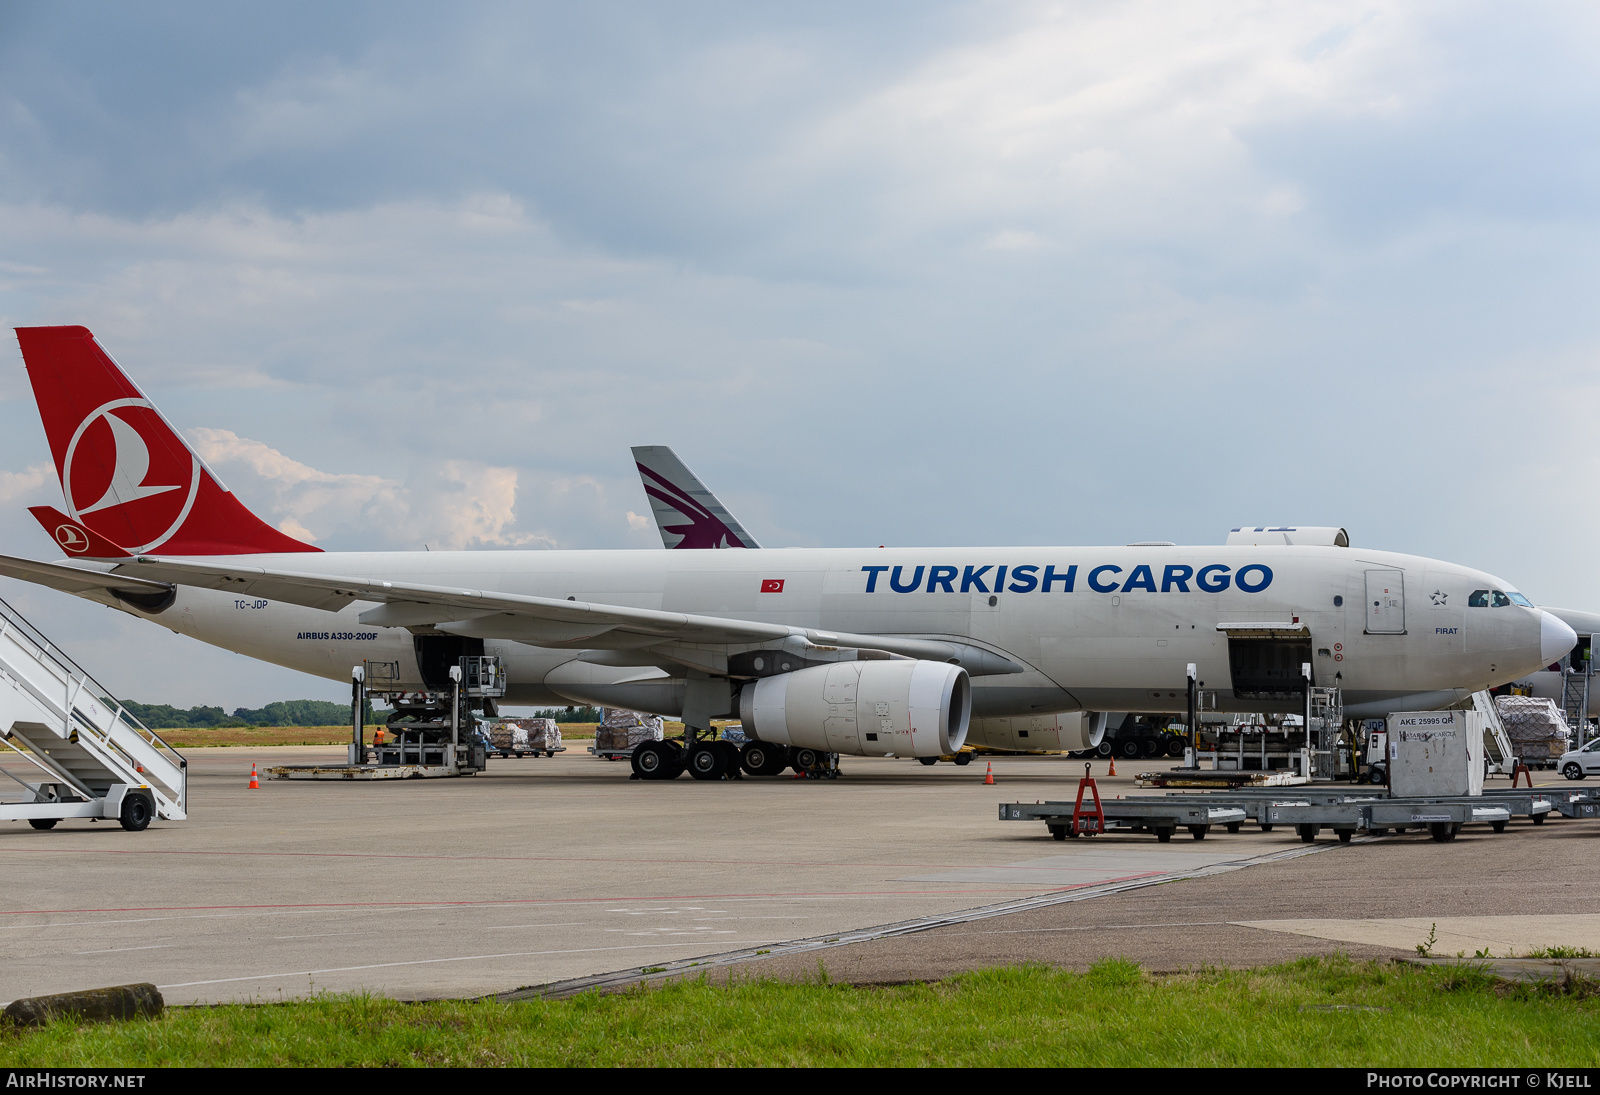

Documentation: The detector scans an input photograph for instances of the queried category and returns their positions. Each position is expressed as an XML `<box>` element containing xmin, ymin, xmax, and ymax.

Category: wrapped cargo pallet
<box><xmin>1495</xmin><ymin>696</ymin><xmax>1572</xmax><ymax>761</ymax></box>
<box><xmin>524</xmin><ymin>718</ymin><xmax>562</xmax><ymax>752</ymax></box>
<box><xmin>489</xmin><ymin>721</ymin><xmax>529</xmax><ymax>754</ymax></box>
<box><xmin>597</xmin><ymin>709</ymin><xmax>665</xmax><ymax>751</ymax></box>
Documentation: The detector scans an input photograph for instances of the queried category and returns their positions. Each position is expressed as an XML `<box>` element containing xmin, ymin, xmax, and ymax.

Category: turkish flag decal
<box><xmin>760</xmin><ymin>579</ymin><xmax>785</xmax><ymax>593</ymax></box>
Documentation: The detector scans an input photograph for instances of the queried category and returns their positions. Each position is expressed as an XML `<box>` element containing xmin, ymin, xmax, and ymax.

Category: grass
<box><xmin>4</xmin><ymin>956</ymin><xmax>1600</xmax><ymax>1067</ymax></box>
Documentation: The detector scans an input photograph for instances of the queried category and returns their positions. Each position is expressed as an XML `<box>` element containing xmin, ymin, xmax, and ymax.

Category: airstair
<box><xmin>1472</xmin><ymin>690</ymin><xmax>1520</xmax><ymax>776</ymax></box>
<box><xmin>1562</xmin><ymin>665</ymin><xmax>1592</xmax><ymax>745</ymax></box>
<box><xmin>0</xmin><ymin>597</ymin><xmax>185</xmax><ymax>831</ymax></box>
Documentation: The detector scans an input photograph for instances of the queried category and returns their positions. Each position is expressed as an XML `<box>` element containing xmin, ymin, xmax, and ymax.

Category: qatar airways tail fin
<box><xmin>631</xmin><ymin>445</ymin><xmax>759</xmax><ymax>549</ymax></box>
<box><xmin>14</xmin><ymin>326</ymin><xmax>319</xmax><ymax>555</ymax></box>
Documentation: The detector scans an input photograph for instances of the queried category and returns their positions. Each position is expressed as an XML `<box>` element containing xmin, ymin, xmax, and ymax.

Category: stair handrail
<box><xmin>1472</xmin><ymin>690</ymin><xmax>1519</xmax><ymax>772</ymax></box>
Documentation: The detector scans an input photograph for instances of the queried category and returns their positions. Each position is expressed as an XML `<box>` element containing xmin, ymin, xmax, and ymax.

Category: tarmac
<box><xmin>0</xmin><ymin>746</ymin><xmax>1594</xmax><ymax>1005</ymax></box>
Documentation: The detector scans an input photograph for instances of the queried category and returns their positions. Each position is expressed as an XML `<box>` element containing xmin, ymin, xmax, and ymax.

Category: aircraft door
<box><xmin>413</xmin><ymin>634</ymin><xmax>486</xmax><ymax>691</ymax></box>
<box><xmin>1365</xmin><ymin>569</ymin><xmax>1405</xmax><ymax>634</ymax></box>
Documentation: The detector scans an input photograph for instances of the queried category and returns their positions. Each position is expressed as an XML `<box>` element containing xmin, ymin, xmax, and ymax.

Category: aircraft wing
<box><xmin>82</xmin><ymin>554</ymin><xmax>1019</xmax><ymax>674</ymax></box>
<box><xmin>631</xmin><ymin>445</ymin><xmax>760</xmax><ymax>549</ymax></box>
<box><xmin>0</xmin><ymin>554</ymin><xmax>173</xmax><ymax>600</ymax></box>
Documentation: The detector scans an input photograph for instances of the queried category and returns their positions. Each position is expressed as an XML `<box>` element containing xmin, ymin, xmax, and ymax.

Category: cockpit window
<box><xmin>1469</xmin><ymin>590</ymin><xmax>1490</xmax><ymax>607</ymax></box>
<box><xmin>1507</xmin><ymin>592</ymin><xmax>1533</xmax><ymax>607</ymax></box>
<box><xmin>1492</xmin><ymin>591</ymin><xmax>1512</xmax><ymax>607</ymax></box>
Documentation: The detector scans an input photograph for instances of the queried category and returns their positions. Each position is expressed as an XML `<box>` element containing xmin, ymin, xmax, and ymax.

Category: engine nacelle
<box><xmin>739</xmin><ymin>660</ymin><xmax>969</xmax><ymax>758</ymax></box>
<box><xmin>965</xmin><ymin>712</ymin><xmax>1103</xmax><ymax>753</ymax></box>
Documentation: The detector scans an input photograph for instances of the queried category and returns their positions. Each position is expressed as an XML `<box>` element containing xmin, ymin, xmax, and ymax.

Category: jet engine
<box><xmin>739</xmin><ymin>660</ymin><xmax>969</xmax><ymax>758</ymax></box>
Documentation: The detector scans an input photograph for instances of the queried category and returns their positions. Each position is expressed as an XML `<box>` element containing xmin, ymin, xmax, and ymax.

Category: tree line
<box><xmin>527</xmin><ymin>706</ymin><xmax>601</xmax><ymax>722</ymax></box>
<box><xmin>123</xmin><ymin>699</ymin><xmax>379</xmax><ymax>729</ymax></box>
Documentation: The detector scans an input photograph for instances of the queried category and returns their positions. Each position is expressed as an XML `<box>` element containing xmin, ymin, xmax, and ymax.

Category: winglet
<box><xmin>29</xmin><ymin>505</ymin><xmax>133</xmax><ymax>559</ymax></box>
<box><xmin>630</xmin><ymin>445</ymin><xmax>760</xmax><ymax>549</ymax></box>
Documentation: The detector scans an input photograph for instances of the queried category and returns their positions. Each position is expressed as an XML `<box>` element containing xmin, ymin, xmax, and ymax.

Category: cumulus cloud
<box><xmin>188</xmin><ymin>428</ymin><xmax>554</xmax><ymax>550</ymax></box>
<box><xmin>0</xmin><ymin>464</ymin><xmax>54</xmax><ymax>505</ymax></box>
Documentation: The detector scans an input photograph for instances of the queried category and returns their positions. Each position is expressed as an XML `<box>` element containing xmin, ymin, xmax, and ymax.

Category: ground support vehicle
<box><xmin>499</xmin><ymin>744</ymin><xmax>564</xmax><ymax>759</ymax></box>
<box><xmin>1001</xmin><ymin>787</ymin><xmax>1561</xmax><ymax>844</ymax></box>
<box><xmin>589</xmin><ymin>742</ymin><xmax>638</xmax><ymax>763</ymax></box>
<box><xmin>273</xmin><ymin>659</ymin><xmax>498</xmax><ymax>781</ymax></box>
<box><xmin>1542</xmin><ymin>786</ymin><xmax>1600</xmax><ymax>819</ymax></box>
<box><xmin>1000</xmin><ymin>798</ymin><xmax>1248</xmax><ymax>843</ymax></box>
<box><xmin>918</xmin><ymin>746</ymin><xmax>976</xmax><ymax>767</ymax></box>
<box><xmin>0</xmin><ymin>597</ymin><xmax>185</xmax><ymax>832</ymax></box>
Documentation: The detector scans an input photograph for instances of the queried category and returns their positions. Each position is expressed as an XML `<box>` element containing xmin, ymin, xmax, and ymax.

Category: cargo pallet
<box><xmin>1001</xmin><ymin>787</ymin><xmax>1580</xmax><ymax>845</ymax></box>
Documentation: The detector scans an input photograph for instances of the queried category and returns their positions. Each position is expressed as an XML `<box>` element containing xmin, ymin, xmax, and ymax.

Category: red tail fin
<box><xmin>15</xmin><ymin>326</ymin><xmax>319</xmax><ymax>555</ymax></box>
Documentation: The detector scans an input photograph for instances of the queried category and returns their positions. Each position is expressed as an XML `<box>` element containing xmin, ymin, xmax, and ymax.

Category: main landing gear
<box><xmin>630</xmin><ymin>739</ymin><xmax>838</xmax><ymax>781</ymax></box>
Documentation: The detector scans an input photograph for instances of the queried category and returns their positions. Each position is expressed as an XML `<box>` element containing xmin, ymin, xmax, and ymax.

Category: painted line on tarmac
<box><xmin>498</xmin><ymin>842</ymin><xmax>1336</xmax><ymax>1000</ymax></box>
<box><xmin>0</xmin><ymin>845</ymin><xmax>1238</xmax><ymax>872</ymax></box>
<box><xmin>0</xmin><ymin>886</ymin><xmax>1084</xmax><ymax>921</ymax></box>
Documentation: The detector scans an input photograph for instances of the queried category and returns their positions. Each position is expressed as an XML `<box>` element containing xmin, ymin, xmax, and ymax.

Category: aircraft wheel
<box><xmin>1564</xmin><ymin>763</ymin><xmax>1585</xmax><ymax>781</ymax></box>
<box><xmin>792</xmin><ymin>748</ymin><xmax>819</xmax><ymax>773</ymax></box>
<box><xmin>1095</xmin><ymin>741</ymin><xmax>1114</xmax><ymax>758</ymax></box>
<box><xmin>953</xmin><ymin>752</ymin><xmax>972</xmax><ymax>767</ymax></box>
<box><xmin>631</xmin><ymin>741</ymin><xmax>678</xmax><ymax>780</ymax></box>
<box><xmin>28</xmin><ymin>818</ymin><xmax>57</xmax><ymax>831</ymax></box>
<box><xmin>1118</xmin><ymin>739</ymin><xmax>1140</xmax><ymax>759</ymax></box>
<box><xmin>119</xmin><ymin>793</ymin><xmax>152</xmax><ymax>832</ymax></box>
<box><xmin>687</xmin><ymin>744</ymin><xmax>726</xmax><ymax>781</ymax></box>
<box><xmin>740</xmin><ymin>742</ymin><xmax>775</xmax><ymax>776</ymax></box>
<box><xmin>918</xmin><ymin>757</ymin><xmax>937</xmax><ymax>767</ymax></box>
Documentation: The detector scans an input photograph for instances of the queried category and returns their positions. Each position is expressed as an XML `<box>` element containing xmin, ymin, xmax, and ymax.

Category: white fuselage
<box><xmin>99</xmin><ymin>544</ymin><xmax>1553</xmax><ymax>720</ymax></box>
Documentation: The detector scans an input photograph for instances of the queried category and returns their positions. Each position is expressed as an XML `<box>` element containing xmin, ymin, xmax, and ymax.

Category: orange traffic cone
<box><xmin>984</xmin><ymin>761</ymin><xmax>995</xmax><ymax>785</ymax></box>
<box><xmin>1108</xmin><ymin>755</ymin><xmax>1116</xmax><ymax>777</ymax></box>
<box><xmin>248</xmin><ymin>762</ymin><xmax>259</xmax><ymax>790</ymax></box>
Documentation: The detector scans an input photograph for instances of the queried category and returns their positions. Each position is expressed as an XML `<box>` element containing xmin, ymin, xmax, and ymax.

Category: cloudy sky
<box><xmin>1</xmin><ymin>2</ymin><xmax>1598</xmax><ymax>707</ymax></box>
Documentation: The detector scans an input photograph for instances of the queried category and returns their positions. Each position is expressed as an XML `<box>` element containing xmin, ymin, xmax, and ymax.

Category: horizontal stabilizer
<box><xmin>28</xmin><ymin>506</ymin><xmax>132</xmax><ymax>559</ymax></box>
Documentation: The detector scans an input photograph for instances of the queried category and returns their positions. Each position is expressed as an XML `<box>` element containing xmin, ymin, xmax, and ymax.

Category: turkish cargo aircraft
<box><xmin>631</xmin><ymin>443</ymin><xmax>1107</xmax><ymax>755</ymax></box>
<box><xmin>0</xmin><ymin>326</ymin><xmax>1577</xmax><ymax>780</ymax></box>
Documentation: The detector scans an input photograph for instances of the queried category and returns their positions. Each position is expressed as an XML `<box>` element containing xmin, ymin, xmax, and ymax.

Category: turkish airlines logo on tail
<box><xmin>63</xmin><ymin>398</ymin><xmax>200</xmax><ymax>553</ymax></box>
<box><xmin>54</xmin><ymin>524</ymin><xmax>90</xmax><ymax>553</ymax></box>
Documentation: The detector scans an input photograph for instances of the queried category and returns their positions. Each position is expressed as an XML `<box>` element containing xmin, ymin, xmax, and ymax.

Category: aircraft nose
<box><xmin>1542</xmin><ymin>610</ymin><xmax>1578</xmax><ymax>665</ymax></box>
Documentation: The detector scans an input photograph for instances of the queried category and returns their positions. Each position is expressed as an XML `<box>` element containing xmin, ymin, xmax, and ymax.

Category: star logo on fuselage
<box><xmin>1430</xmin><ymin>590</ymin><xmax>1448</xmax><ymax>606</ymax></box>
